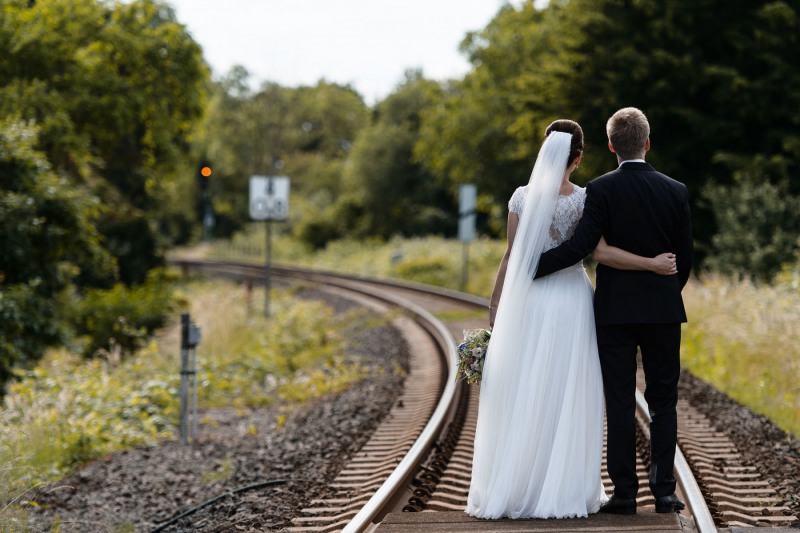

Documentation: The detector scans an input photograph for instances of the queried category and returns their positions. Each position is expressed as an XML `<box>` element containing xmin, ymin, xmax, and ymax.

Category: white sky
<box><xmin>165</xmin><ymin>0</ymin><xmax>514</xmax><ymax>104</ymax></box>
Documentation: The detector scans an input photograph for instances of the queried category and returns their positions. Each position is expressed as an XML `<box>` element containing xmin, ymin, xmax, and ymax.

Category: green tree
<box><xmin>0</xmin><ymin>119</ymin><xmax>114</xmax><ymax>386</ymax></box>
<box><xmin>415</xmin><ymin>0</ymin><xmax>800</xmax><ymax>262</ymax></box>
<box><xmin>549</xmin><ymin>0</ymin><xmax>800</xmax><ymax>257</ymax></box>
<box><xmin>324</xmin><ymin>71</ymin><xmax>455</xmax><ymax>243</ymax></box>
<box><xmin>415</xmin><ymin>3</ymin><xmax>564</xmax><ymax>235</ymax></box>
<box><xmin>703</xmin><ymin>170</ymin><xmax>800</xmax><ymax>281</ymax></box>
<box><xmin>0</xmin><ymin>0</ymin><xmax>209</xmax><ymax>387</ymax></box>
<box><xmin>0</xmin><ymin>0</ymin><xmax>210</xmax><ymax>284</ymax></box>
<box><xmin>197</xmin><ymin>72</ymin><xmax>369</xmax><ymax>240</ymax></box>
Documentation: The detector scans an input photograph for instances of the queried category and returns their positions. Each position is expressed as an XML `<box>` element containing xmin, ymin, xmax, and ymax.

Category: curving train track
<box><xmin>174</xmin><ymin>259</ymin><xmax>797</xmax><ymax>533</ymax></box>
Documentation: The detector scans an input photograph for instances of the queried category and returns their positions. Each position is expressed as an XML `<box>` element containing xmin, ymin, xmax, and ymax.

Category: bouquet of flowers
<box><xmin>456</xmin><ymin>328</ymin><xmax>491</xmax><ymax>385</ymax></box>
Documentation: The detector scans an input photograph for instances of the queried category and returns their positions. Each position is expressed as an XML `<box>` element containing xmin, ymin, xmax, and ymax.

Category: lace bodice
<box><xmin>508</xmin><ymin>185</ymin><xmax>586</xmax><ymax>251</ymax></box>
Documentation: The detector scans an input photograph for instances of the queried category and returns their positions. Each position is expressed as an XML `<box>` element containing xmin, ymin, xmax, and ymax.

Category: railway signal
<box><xmin>198</xmin><ymin>160</ymin><xmax>215</xmax><ymax>240</ymax></box>
<box><xmin>197</xmin><ymin>160</ymin><xmax>212</xmax><ymax>189</ymax></box>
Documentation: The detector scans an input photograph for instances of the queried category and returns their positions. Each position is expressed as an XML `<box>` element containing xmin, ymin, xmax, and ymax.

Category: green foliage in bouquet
<box><xmin>457</xmin><ymin>328</ymin><xmax>491</xmax><ymax>385</ymax></box>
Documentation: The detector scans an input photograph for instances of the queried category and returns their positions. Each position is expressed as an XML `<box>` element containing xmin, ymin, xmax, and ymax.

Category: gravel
<box><xmin>678</xmin><ymin>370</ymin><xmax>800</xmax><ymax>525</ymax></box>
<box><xmin>24</xmin><ymin>287</ymin><xmax>409</xmax><ymax>532</ymax></box>
<box><xmin>20</xmin><ymin>283</ymin><xmax>800</xmax><ymax>531</ymax></box>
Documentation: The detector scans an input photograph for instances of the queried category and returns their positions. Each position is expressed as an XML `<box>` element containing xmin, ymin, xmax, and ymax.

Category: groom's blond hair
<box><xmin>606</xmin><ymin>107</ymin><xmax>650</xmax><ymax>160</ymax></box>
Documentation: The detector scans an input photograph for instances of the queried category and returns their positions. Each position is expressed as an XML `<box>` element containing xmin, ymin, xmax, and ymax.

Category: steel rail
<box><xmin>172</xmin><ymin>258</ymin><xmax>464</xmax><ymax>531</ymax></box>
<box><xmin>172</xmin><ymin>258</ymin><xmax>716</xmax><ymax>531</ymax></box>
<box><xmin>634</xmin><ymin>390</ymin><xmax>717</xmax><ymax>533</ymax></box>
<box><xmin>172</xmin><ymin>257</ymin><xmax>489</xmax><ymax>307</ymax></box>
<box><xmin>274</xmin><ymin>263</ymin><xmax>718</xmax><ymax>531</ymax></box>
<box><xmin>279</xmin><ymin>271</ymin><xmax>466</xmax><ymax>531</ymax></box>
<box><xmin>271</xmin><ymin>265</ymin><xmax>465</xmax><ymax>532</ymax></box>
<box><xmin>339</xmin><ymin>294</ymin><xmax>459</xmax><ymax>533</ymax></box>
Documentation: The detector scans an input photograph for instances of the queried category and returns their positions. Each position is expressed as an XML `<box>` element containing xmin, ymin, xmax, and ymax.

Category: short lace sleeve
<box><xmin>508</xmin><ymin>186</ymin><xmax>526</xmax><ymax>215</ymax></box>
<box><xmin>546</xmin><ymin>185</ymin><xmax>587</xmax><ymax>249</ymax></box>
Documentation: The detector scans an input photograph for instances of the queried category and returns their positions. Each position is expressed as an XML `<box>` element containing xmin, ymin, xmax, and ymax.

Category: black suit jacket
<box><xmin>535</xmin><ymin>161</ymin><xmax>693</xmax><ymax>325</ymax></box>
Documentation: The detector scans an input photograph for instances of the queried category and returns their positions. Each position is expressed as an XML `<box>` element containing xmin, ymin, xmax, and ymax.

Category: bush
<box><xmin>68</xmin><ymin>269</ymin><xmax>178</xmax><ymax>358</ymax></box>
<box><xmin>393</xmin><ymin>256</ymin><xmax>454</xmax><ymax>287</ymax></box>
<box><xmin>1</xmin><ymin>347</ymin><xmax>179</xmax><ymax>499</ymax></box>
<box><xmin>294</xmin><ymin>211</ymin><xmax>345</xmax><ymax>250</ymax></box>
<box><xmin>100</xmin><ymin>214</ymin><xmax>165</xmax><ymax>286</ymax></box>
<box><xmin>0</xmin><ymin>118</ymin><xmax>114</xmax><ymax>387</ymax></box>
<box><xmin>1</xmin><ymin>280</ymin><xmax>368</xmax><ymax>513</ymax></box>
<box><xmin>703</xmin><ymin>175</ymin><xmax>800</xmax><ymax>281</ymax></box>
<box><xmin>0</xmin><ymin>282</ymin><xmax>61</xmax><ymax>388</ymax></box>
<box><xmin>205</xmin><ymin>231</ymin><xmax>507</xmax><ymax>296</ymax></box>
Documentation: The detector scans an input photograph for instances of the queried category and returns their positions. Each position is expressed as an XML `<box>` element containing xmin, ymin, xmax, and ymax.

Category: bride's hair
<box><xmin>544</xmin><ymin>119</ymin><xmax>584</xmax><ymax>167</ymax></box>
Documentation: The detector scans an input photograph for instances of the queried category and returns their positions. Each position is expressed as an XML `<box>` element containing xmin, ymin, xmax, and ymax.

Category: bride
<box><xmin>466</xmin><ymin>119</ymin><xmax>675</xmax><ymax>519</ymax></box>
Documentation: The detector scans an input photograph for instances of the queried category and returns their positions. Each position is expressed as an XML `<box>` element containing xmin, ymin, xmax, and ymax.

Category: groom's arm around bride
<box><xmin>534</xmin><ymin>112</ymin><xmax>693</xmax><ymax>323</ymax></box>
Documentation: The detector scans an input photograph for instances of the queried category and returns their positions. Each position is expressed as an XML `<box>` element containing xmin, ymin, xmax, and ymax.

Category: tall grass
<box><xmin>681</xmin><ymin>269</ymin><xmax>800</xmax><ymax>437</ymax></box>
<box><xmin>205</xmin><ymin>223</ymin><xmax>506</xmax><ymax>296</ymax></box>
<box><xmin>203</xmin><ymin>229</ymin><xmax>799</xmax><ymax>437</ymax></box>
<box><xmin>0</xmin><ymin>280</ymin><xmax>369</xmax><ymax>522</ymax></box>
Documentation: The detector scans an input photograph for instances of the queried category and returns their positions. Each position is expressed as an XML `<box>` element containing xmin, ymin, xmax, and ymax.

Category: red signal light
<box><xmin>200</xmin><ymin>166</ymin><xmax>212</xmax><ymax>177</ymax></box>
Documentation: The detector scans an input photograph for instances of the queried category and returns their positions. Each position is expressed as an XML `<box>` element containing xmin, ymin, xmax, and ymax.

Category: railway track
<box><xmin>174</xmin><ymin>259</ymin><xmax>798</xmax><ymax>532</ymax></box>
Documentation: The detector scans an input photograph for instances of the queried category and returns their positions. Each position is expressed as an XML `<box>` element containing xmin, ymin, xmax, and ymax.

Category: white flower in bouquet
<box><xmin>456</xmin><ymin>328</ymin><xmax>491</xmax><ymax>385</ymax></box>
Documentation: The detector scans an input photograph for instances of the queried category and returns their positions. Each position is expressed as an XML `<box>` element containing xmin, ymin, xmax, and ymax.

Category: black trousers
<box><xmin>596</xmin><ymin>323</ymin><xmax>681</xmax><ymax>499</ymax></box>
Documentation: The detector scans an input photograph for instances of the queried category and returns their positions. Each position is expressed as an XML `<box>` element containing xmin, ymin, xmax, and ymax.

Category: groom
<box><xmin>535</xmin><ymin>107</ymin><xmax>693</xmax><ymax>514</ymax></box>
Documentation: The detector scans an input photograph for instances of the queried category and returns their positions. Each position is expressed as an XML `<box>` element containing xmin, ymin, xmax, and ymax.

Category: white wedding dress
<box><xmin>466</xmin><ymin>184</ymin><xmax>607</xmax><ymax>519</ymax></box>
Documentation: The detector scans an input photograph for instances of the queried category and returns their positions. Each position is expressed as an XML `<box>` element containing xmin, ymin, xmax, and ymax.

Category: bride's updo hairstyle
<box><xmin>544</xmin><ymin>119</ymin><xmax>584</xmax><ymax>168</ymax></box>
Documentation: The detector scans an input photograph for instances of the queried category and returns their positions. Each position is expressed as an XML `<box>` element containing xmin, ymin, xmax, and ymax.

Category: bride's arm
<box><xmin>591</xmin><ymin>235</ymin><xmax>676</xmax><ymax>275</ymax></box>
<box><xmin>488</xmin><ymin>212</ymin><xmax>519</xmax><ymax>327</ymax></box>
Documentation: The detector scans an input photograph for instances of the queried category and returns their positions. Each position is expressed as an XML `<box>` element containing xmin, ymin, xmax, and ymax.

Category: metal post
<box><xmin>179</xmin><ymin>313</ymin><xmax>190</xmax><ymax>445</ymax></box>
<box><xmin>461</xmin><ymin>241</ymin><xmax>469</xmax><ymax>291</ymax></box>
<box><xmin>179</xmin><ymin>312</ymin><xmax>201</xmax><ymax>445</ymax></box>
<box><xmin>191</xmin><ymin>345</ymin><xmax>198</xmax><ymax>442</ymax></box>
<box><xmin>246</xmin><ymin>281</ymin><xmax>253</xmax><ymax>315</ymax></box>
<box><xmin>264</xmin><ymin>220</ymin><xmax>272</xmax><ymax>317</ymax></box>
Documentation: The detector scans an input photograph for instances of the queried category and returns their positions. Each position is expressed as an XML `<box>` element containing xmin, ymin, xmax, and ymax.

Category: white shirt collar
<box><xmin>619</xmin><ymin>159</ymin><xmax>646</xmax><ymax>167</ymax></box>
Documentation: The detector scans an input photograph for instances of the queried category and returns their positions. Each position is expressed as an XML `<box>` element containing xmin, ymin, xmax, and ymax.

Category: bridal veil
<box><xmin>467</xmin><ymin>130</ymin><xmax>607</xmax><ymax>519</ymax></box>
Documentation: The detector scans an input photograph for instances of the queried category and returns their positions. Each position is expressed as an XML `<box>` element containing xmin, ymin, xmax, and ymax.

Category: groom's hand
<box><xmin>652</xmin><ymin>252</ymin><xmax>677</xmax><ymax>275</ymax></box>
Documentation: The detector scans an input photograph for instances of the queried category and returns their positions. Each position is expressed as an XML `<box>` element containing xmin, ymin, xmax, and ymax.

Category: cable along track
<box><xmin>174</xmin><ymin>260</ymin><xmax>465</xmax><ymax>532</ymax></box>
<box><xmin>174</xmin><ymin>260</ymin><xmax>796</xmax><ymax>532</ymax></box>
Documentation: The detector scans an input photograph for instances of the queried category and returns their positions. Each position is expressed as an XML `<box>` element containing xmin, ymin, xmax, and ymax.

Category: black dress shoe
<box><xmin>655</xmin><ymin>494</ymin><xmax>686</xmax><ymax>513</ymax></box>
<box><xmin>599</xmin><ymin>495</ymin><xmax>636</xmax><ymax>515</ymax></box>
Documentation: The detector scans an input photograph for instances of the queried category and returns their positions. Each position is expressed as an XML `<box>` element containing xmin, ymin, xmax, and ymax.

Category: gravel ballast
<box><xmin>20</xmin><ymin>284</ymin><xmax>800</xmax><ymax>531</ymax></box>
<box><xmin>24</xmin><ymin>287</ymin><xmax>409</xmax><ymax>532</ymax></box>
<box><xmin>678</xmin><ymin>370</ymin><xmax>800</xmax><ymax>526</ymax></box>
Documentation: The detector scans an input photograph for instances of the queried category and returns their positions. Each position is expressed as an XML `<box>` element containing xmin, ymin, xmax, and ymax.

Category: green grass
<box><xmin>6</xmin><ymin>231</ymin><xmax>796</xmax><ymax>528</ymax></box>
<box><xmin>433</xmin><ymin>308</ymin><xmax>488</xmax><ymax>322</ymax></box>
<box><xmin>0</xmin><ymin>279</ymin><xmax>373</xmax><ymax>525</ymax></box>
<box><xmin>201</xmin><ymin>223</ymin><xmax>506</xmax><ymax>296</ymax></box>
<box><xmin>681</xmin><ymin>269</ymin><xmax>800</xmax><ymax>437</ymax></box>
<box><xmin>203</xmin><ymin>229</ymin><xmax>799</xmax><ymax>438</ymax></box>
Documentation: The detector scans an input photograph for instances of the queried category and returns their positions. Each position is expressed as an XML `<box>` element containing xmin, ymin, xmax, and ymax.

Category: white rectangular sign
<box><xmin>249</xmin><ymin>175</ymin><xmax>290</xmax><ymax>221</ymax></box>
<box><xmin>458</xmin><ymin>184</ymin><xmax>477</xmax><ymax>243</ymax></box>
